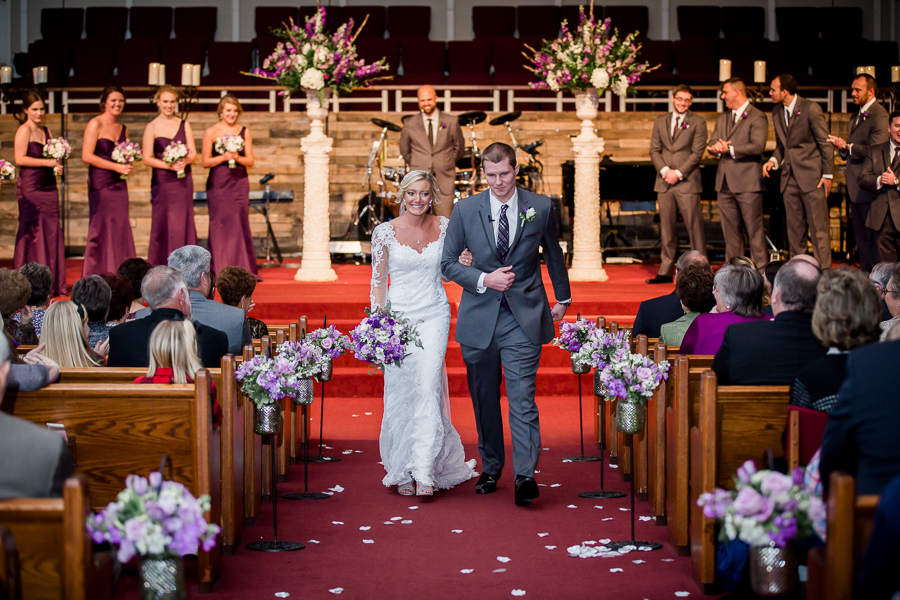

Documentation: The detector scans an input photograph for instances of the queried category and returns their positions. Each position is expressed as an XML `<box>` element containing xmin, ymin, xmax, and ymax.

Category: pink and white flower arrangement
<box><xmin>42</xmin><ymin>137</ymin><xmax>71</xmax><ymax>177</ymax></box>
<box><xmin>0</xmin><ymin>159</ymin><xmax>15</xmax><ymax>182</ymax></box>
<box><xmin>597</xmin><ymin>349</ymin><xmax>669</xmax><ymax>404</ymax></box>
<box><xmin>308</xmin><ymin>325</ymin><xmax>352</xmax><ymax>360</ymax></box>
<box><xmin>214</xmin><ymin>134</ymin><xmax>244</xmax><ymax>168</ymax></box>
<box><xmin>350</xmin><ymin>302</ymin><xmax>423</xmax><ymax>372</ymax></box>
<box><xmin>111</xmin><ymin>141</ymin><xmax>142</xmax><ymax>179</ymax></box>
<box><xmin>86</xmin><ymin>471</ymin><xmax>219</xmax><ymax>563</ymax></box>
<box><xmin>525</xmin><ymin>4</ymin><xmax>655</xmax><ymax>95</ymax></box>
<box><xmin>161</xmin><ymin>141</ymin><xmax>188</xmax><ymax>179</ymax></box>
<box><xmin>248</xmin><ymin>7</ymin><xmax>390</xmax><ymax>102</ymax></box>
<box><xmin>552</xmin><ymin>317</ymin><xmax>598</xmax><ymax>369</ymax></box>
<box><xmin>697</xmin><ymin>460</ymin><xmax>825</xmax><ymax>548</ymax></box>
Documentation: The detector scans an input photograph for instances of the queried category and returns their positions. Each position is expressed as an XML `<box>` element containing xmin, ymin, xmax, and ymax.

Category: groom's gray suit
<box><xmin>441</xmin><ymin>188</ymin><xmax>571</xmax><ymax>479</ymax></box>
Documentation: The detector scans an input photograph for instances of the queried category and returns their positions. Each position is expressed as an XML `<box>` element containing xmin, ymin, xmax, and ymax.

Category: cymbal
<box><xmin>456</xmin><ymin>148</ymin><xmax>482</xmax><ymax>170</ymax></box>
<box><xmin>458</xmin><ymin>111</ymin><xmax>487</xmax><ymax>126</ymax></box>
<box><xmin>489</xmin><ymin>111</ymin><xmax>522</xmax><ymax>126</ymax></box>
<box><xmin>370</xmin><ymin>118</ymin><xmax>402</xmax><ymax>133</ymax></box>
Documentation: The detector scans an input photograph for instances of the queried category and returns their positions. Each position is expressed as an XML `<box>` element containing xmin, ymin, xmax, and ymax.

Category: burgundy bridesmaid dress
<box><xmin>14</xmin><ymin>126</ymin><xmax>67</xmax><ymax>296</ymax></box>
<box><xmin>83</xmin><ymin>125</ymin><xmax>137</xmax><ymax>276</ymax></box>
<box><xmin>206</xmin><ymin>127</ymin><xmax>260</xmax><ymax>280</ymax></box>
<box><xmin>148</xmin><ymin>119</ymin><xmax>197</xmax><ymax>266</ymax></box>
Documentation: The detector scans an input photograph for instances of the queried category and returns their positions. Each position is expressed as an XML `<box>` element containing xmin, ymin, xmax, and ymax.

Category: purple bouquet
<box><xmin>308</xmin><ymin>325</ymin><xmax>352</xmax><ymax>359</ymax></box>
<box><xmin>111</xmin><ymin>140</ymin><xmax>142</xmax><ymax>179</ymax></box>
<box><xmin>551</xmin><ymin>318</ymin><xmax>597</xmax><ymax>369</ymax></box>
<box><xmin>86</xmin><ymin>471</ymin><xmax>219</xmax><ymax>563</ymax></box>
<box><xmin>597</xmin><ymin>350</ymin><xmax>669</xmax><ymax>404</ymax></box>
<box><xmin>697</xmin><ymin>460</ymin><xmax>825</xmax><ymax>548</ymax></box>
<box><xmin>277</xmin><ymin>339</ymin><xmax>327</xmax><ymax>378</ymax></box>
<box><xmin>584</xmin><ymin>328</ymin><xmax>630</xmax><ymax>371</ymax></box>
<box><xmin>350</xmin><ymin>302</ymin><xmax>423</xmax><ymax>372</ymax></box>
<box><xmin>234</xmin><ymin>342</ymin><xmax>324</xmax><ymax>409</ymax></box>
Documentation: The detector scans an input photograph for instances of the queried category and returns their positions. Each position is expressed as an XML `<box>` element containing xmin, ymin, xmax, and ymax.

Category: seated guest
<box><xmin>633</xmin><ymin>251</ymin><xmax>709</xmax><ymax>339</ymax></box>
<box><xmin>98</xmin><ymin>272</ymin><xmax>135</xmax><ymax>327</ymax></box>
<box><xmin>0</xmin><ymin>268</ymin><xmax>38</xmax><ymax>346</ymax></box>
<box><xmin>1</xmin><ymin>316</ymin><xmax>58</xmax><ymax>391</ymax></box>
<box><xmin>136</xmin><ymin>246</ymin><xmax>250</xmax><ymax>356</ymax></box>
<box><xmin>879</xmin><ymin>262</ymin><xmax>900</xmax><ymax>340</ymax></box>
<box><xmin>0</xmin><ymin>330</ymin><xmax>75</xmax><ymax>499</ymax></box>
<box><xmin>763</xmin><ymin>260</ymin><xmax>786</xmax><ymax>316</ymax></box>
<box><xmin>12</xmin><ymin>262</ymin><xmax>53</xmax><ymax>339</ymax></box>
<box><xmin>870</xmin><ymin>261</ymin><xmax>895</xmax><ymax>321</ymax></box>
<box><xmin>42</xmin><ymin>302</ymin><xmax>105</xmax><ymax>367</ymax></box>
<box><xmin>117</xmin><ymin>257</ymin><xmax>153</xmax><ymax>319</ymax></box>
<box><xmin>659</xmin><ymin>264</ymin><xmax>715</xmax><ymax>347</ymax></box>
<box><xmin>70</xmin><ymin>275</ymin><xmax>112</xmax><ymax>348</ymax></box>
<box><xmin>134</xmin><ymin>320</ymin><xmax>221</xmax><ymax>426</ymax></box>
<box><xmin>858</xmin><ymin>472</ymin><xmax>900</xmax><ymax>598</ymax></box>
<box><xmin>108</xmin><ymin>266</ymin><xmax>228</xmax><ymax>368</ymax></box>
<box><xmin>712</xmin><ymin>258</ymin><xmax>827</xmax><ymax>385</ymax></box>
<box><xmin>216</xmin><ymin>266</ymin><xmax>269</xmax><ymax>339</ymax></box>
<box><xmin>679</xmin><ymin>263</ymin><xmax>768</xmax><ymax>355</ymax></box>
<box><xmin>791</xmin><ymin>268</ymin><xmax>882</xmax><ymax>412</ymax></box>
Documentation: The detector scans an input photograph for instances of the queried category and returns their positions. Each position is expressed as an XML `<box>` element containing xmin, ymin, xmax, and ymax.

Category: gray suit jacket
<box><xmin>649</xmin><ymin>111</ymin><xmax>708</xmax><ymax>194</ymax></box>
<box><xmin>399</xmin><ymin>112</ymin><xmax>466</xmax><ymax>200</ymax></box>
<box><xmin>859</xmin><ymin>141</ymin><xmax>900</xmax><ymax>231</ymax></box>
<box><xmin>771</xmin><ymin>96</ymin><xmax>834</xmax><ymax>193</ymax></box>
<box><xmin>845</xmin><ymin>102</ymin><xmax>890</xmax><ymax>203</ymax></box>
<box><xmin>440</xmin><ymin>188</ymin><xmax>571</xmax><ymax>349</ymax></box>
<box><xmin>8</xmin><ymin>364</ymin><xmax>51</xmax><ymax>392</ymax></box>
<box><xmin>136</xmin><ymin>291</ymin><xmax>250</xmax><ymax>355</ymax></box>
<box><xmin>0</xmin><ymin>411</ymin><xmax>74</xmax><ymax>499</ymax></box>
<box><xmin>709</xmin><ymin>104</ymin><xmax>768</xmax><ymax>193</ymax></box>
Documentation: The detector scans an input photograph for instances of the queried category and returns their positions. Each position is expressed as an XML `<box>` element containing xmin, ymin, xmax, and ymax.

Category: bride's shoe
<box><xmin>398</xmin><ymin>480</ymin><xmax>415</xmax><ymax>496</ymax></box>
<box><xmin>416</xmin><ymin>483</ymin><xmax>434</xmax><ymax>496</ymax></box>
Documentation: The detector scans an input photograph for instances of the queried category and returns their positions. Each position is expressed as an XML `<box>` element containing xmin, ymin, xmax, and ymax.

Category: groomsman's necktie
<box><xmin>497</xmin><ymin>204</ymin><xmax>510</xmax><ymax>263</ymax></box>
<box><xmin>672</xmin><ymin>115</ymin><xmax>681</xmax><ymax>139</ymax></box>
<box><xmin>427</xmin><ymin>118</ymin><xmax>435</xmax><ymax>148</ymax></box>
<box><xmin>893</xmin><ymin>146</ymin><xmax>900</xmax><ymax>172</ymax></box>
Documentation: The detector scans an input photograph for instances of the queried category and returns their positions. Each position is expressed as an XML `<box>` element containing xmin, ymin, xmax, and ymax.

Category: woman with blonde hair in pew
<box><xmin>41</xmin><ymin>301</ymin><xmax>105</xmax><ymax>368</ymax></box>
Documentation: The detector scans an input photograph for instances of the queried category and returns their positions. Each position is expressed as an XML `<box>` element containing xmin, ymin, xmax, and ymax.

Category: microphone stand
<box><xmin>346</xmin><ymin>126</ymin><xmax>389</xmax><ymax>239</ymax></box>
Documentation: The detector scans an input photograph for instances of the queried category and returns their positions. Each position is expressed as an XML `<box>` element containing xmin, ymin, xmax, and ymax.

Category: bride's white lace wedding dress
<box><xmin>370</xmin><ymin>216</ymin><xmax>477</xmax><ymax>490</ymax></box>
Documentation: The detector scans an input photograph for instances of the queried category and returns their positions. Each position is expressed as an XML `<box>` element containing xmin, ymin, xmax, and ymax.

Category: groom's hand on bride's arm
<box><xmin>551</xmin><ymin>303</ymin><xmax>568</xmax><ymax>322</ymax></box>
<box><xmin>483</xmin><ymin>266</ymin><xmax>515</xmax><ymax>291</ymax></box>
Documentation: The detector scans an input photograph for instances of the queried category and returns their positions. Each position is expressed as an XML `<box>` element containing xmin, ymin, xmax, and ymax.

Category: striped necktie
<box><xmin>497</xmin><ymin>204</ymin><xmax>510</xmax><ymax>263</ymax></box>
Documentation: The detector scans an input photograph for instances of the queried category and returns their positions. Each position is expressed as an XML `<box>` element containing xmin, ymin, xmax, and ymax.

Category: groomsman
<box><xmin>646</xmin><ymin>85</ymin><xmax>708</xmax><ymax>284</ymax></box>
<box><xmin>707</xmin><ymin>77</ymin><xmax>769</xmax><ymax>269</ymax></box>
<box><xmin>828</xmin><ymin>74</ymin><xmax>889</xmax><ymax>271</ymax></box>
<box><xmin>763</xmin><ymin>73</ymin><xmax>835</xmax><ymax>269</ymax></box>
<box><xmin>858</xmin><ymin>111</ymin><xmax>900</xmax><ymax>262</ymax></box>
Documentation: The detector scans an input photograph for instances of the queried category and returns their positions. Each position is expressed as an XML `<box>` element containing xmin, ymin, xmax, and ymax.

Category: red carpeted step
<box><xmin>328</xmin><ymin>343</ymin><xmax>582</xmax><ymax>369</ymax></box>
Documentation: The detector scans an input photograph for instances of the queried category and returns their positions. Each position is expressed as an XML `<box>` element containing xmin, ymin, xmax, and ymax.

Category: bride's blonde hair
<box><xmin>396</xmin><ymin>170</ymin><xmax>442</xmax><ymax>213</ymax></box>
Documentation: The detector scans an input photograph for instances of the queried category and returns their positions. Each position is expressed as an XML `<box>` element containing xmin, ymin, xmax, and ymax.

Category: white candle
<box><xmin>148</xmin><ymin>63</ymin><xmax>160</xmax><ymax>86</ymax></box>
<box><xmin>181</xmin><ymin>64</ymin><xmax>192</xmax><ymax>86</ymax></box>
<box><xmin>33</xmin><ymin>66</ymin><xmax>48</xmax><ymax>85</ymax></box>
<box><xmin>864</xmin><ymin>65</ymin><xmax>876</xmax><ymax>78</ymax></box>
<box><xmin>719</xmin><ymin>59</ymin><xmax>731</xmax><ymax>82</ymax></box>
<box><xmin>753</xmin><ymin>61</ymin><xmax>766</xmax><ymax>84</ymax></box>
<box><xmin>893</xmin><ymin>66</ymin><xmax>900</xmax><ymax>83</ymax></box>
<box><xmin>0</xmin><ymin>67</ymin><xmax>11</xmax><ymax>85</ymax></box>
<box><xmin>158</xmin><ymin>64</ymin><xmax>166</xmax><ymax>84</ymax></box>
<box><xmin>192</xmin><ymin>64</ymin><xmax>201</xmax><ymax>87</ymax></box>
<box><xmin>856</xmin><ymin>65</ymin><xmax>867</xmax><ymax>74</ymax></box>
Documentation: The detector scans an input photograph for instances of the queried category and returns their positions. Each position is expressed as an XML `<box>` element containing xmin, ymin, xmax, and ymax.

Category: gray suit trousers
<box><xmin>784</xmin><ymin>175</ymin><xmax>832</xmax><ymax>269</ymax></box>
<box><xmin>657</xmin><ymin>187</ymin><xmax>706</xmax><ymax>276</ymax></box>
<box><xmin>717</xmin><ymin>181</ymin><xmax>769</xmax><ymax>269</ymax></box>
<box><xmin>460</xmin><ymin>307</ymin><xmax>542</xmax><ymax>478</ymax></box>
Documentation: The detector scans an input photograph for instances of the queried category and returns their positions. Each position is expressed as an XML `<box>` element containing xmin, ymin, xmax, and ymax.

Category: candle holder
<box><xmin>179</xmin><ymin>85</ymin><xmax>200</xmax><ymax>121</ymax></box>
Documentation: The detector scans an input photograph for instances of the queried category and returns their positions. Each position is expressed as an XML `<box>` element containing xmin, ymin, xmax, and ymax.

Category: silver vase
<box><xmin>140</xmin><ymin>557</ymin><xmax>185</xmax><ymax>600</ymax></box>
<box><xmin>292</xmin><ymin>377</ymin><xmax>315</xmax><ymax>405</ymax></box>
<box><xmin>254</xmin><ymin>402</ymin><xmax>282</xmax><ymax>435</ymax></box>
<box><xmin>749</xmin><ymin>544</ymin><xmax>797</xmax><ymax>597</ymax></box>
<box><xmin>571</xmin><ymin>356</ymin><xmax>590</xmax><ymax>374</ymax></box>
<box><xmin>593</xmin><ymin>369</ymin><xmax>603</xmax><ymax>396</ymax></box>
<box><xmin>615</xmin><ymin>401</ymin><xmax>644</xmax><ymax>434</ymax></box>
<box><xmin>317</xmin><ymin>357</ymin><xmax>334</xmax><ymax>382</ymax></box>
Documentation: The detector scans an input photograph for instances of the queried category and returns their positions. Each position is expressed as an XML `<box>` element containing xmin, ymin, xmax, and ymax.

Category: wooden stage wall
<box><xmin>0</xmin><ymin>110</ymin><xmax>854</xmax><ymax>259</ymax></box>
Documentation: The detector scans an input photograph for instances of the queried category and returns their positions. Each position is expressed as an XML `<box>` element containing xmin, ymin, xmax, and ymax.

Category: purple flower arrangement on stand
<box><xmin>597</xmin><ymin>350</ymin><xmax>669</xmax><ymax>434</ymax></box>
<box><xmin>350</xmin><ymin>302</ymin><xmax>423</xmax><ymax>372</ymax></box>
<box><xmin>552</xmin><ymin>317</ymin><xmax>598</xmax><ymax>373</ymax></box>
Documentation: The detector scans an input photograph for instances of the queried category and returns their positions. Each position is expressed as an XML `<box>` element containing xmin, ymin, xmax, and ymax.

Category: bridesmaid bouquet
<box><xmin>43</xmin><ymin>137</ymin><xmax>71</xmax><ymax>177</ymax></box>
<box><xmin>214</xmin><ymin>135</ymin><xmax>244</xmax><ymax>168</ymax></box>
<box><xmin>350</xmin><ymin>302</ymin><xmax>423</xmax><ymax>372</ymax></box>
<box><xmin>308</xmin><ymin>325</ymin><xmax>352</xmax><ymax>359</ymax></box>
<box><xmin>162</xmin><ymin>141</ymin><xmax>189</xmax><ymax>179</ymax></box>
<box><xmin>111</xmin><ymin>141</ymin><xmax>143</xmax><ymax>180</ymax></box>
<box><xmin>0</xmin><ymin>159</ymin><xmax>15</xmax><ymax>183</ymax></box>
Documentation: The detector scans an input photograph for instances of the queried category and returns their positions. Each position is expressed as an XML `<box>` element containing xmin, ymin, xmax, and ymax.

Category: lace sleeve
<box><xmin>370</xmin><ymin>224</ymin><xmax>392</xmax><ymax>309</ymax></box>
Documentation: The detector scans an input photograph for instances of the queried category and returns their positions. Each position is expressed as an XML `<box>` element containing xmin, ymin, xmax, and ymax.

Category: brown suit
<box><xmin>399</xmin><ymin>111</ymin><xmax>466</xmax><ymax>217</ymax></box>
<box><xmin>708</xmin><ymin>103</ymin><xmax>769</xmax><ymax>268</ymax></box>
<box><xmin>771</xmin><ymin>96</ymin><xmax>835</xmax><ymax>268</ymax></box>
<box><xmin>648</xmin><ymin>110</ymin><xmax>708</xmax><ymax>275</ymax></box>
<box><xmin>844</xmin><ymin>102</ymin><xmax>890</xmax><ymax>271</ymax></box>
<box><xmin>859</xmin><ymin>141</ymin><xmax>900</xmax><ymax>261</ymax></box>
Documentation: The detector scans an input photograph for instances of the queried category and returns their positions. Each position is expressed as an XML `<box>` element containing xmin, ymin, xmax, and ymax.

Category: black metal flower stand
<box><xmin>564</xmin><ymin>364</ymin><xmax>602</xmax><ymax>463</ymax></box>
<box><xmin>309</xmin><ymin>316</ymin><xmax>340</xmax><ymax>463</ymax></box>
<box><xmin>578</xmin><ymin>398</ymin><xmax>626</xmax><ymax>499</ymax></box>
<box><xmin>605</xmin><ymin>432</ymin><xmax>662</xmax><ymax>552</ymax></box>
<box><xmin>283</xmin><ymin>402</ymin><xmax>331</xmax><ymax>501</ymax></box>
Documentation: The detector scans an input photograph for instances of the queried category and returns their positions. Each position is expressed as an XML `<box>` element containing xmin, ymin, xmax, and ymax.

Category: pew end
<box><xmin>0</xmin><ymin>526</ymin><xmax>22</xmax><ymax>600</ymax></box>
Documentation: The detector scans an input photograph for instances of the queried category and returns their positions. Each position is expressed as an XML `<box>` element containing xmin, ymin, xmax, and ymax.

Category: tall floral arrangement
<box><xmin>597</xmin><ymin>350</ymin><xmax>669</xmax><ymax>404</ymax></box>
<box><xmin>248</xmin><ymin>6</ymin><xmax>390</xmax><ymax>101</ymax></box>
<box><xmin>524</xmin><ymin>4</ymin><xmax>655</xmax><ymax>95</ymax></box>
<box><xmin>307</xmin><ymin>325</ymin><xmax>352</xmax><ymax>359</ymax></box>
<box><xmin>234</xmin><ymin>339</ymin><xmax>328</xmax><ymax>409</ymax></box>
<box><xmin>551</xmin><ymin>317</ymin><xmax>597</xmax><ymax>369</ymax></box>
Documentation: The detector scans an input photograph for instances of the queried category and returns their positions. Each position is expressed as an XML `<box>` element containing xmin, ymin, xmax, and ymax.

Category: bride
<box><xmin>370</xmin><ymin>170</ymin><xmax>477</xmax><ymax>497</ymax></box>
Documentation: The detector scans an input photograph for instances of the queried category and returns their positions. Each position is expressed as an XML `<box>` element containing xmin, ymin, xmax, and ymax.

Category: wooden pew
<box><xmin>647</xmin><ymin>342</ymin><xmax>668</xmax><ymax>524</ymax></box>
<box><xmin>807</xmin><ymin>472</ymin><xmax>880</xmax><ymax>600</ymax></box>
<box><xmin>0</xmin><ymin>526</ymin><xmax>22</xmax><ymax>600</ymax></box>
<box><xmin>689</xmin><ymin>370</ymin><xmax>791</xmax><ymax>593</ymax></box>
<box><xmin>665</xmin><ymin>354</ymin><xmax>714</xmax><ymax>551</ymax></box>
<box><xmin>786</xmin><ymin>406</ymin><xmax>828</xmax><ymax>472</ymax></box>
<box><xmin>0</xmin><ymin>475</ymin><xmax>112</xmax><ymax>600</ymax></box>
<box><xmin>240</xmin><ymin>345</ymin><xmax>263</xmax><ymax>526</ymax></box>
<box><xmin>2</xmin><ymin>377</ymin><xmax>222</xmax><ymax>592</ymax></box>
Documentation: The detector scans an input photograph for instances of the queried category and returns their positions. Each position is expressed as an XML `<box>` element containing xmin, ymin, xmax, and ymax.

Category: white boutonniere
<box><xmin>520</xmin><ymin>207</ymin><xmax>536</xmax><ymax>227</ymax></box>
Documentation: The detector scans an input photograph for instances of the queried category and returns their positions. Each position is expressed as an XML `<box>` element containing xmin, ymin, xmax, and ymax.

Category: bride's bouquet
<box><xmin>43</xmin><ymin>137</ymin><xmax>71</xmax><ymax>177</ymax></box>
<box><xmin>350</xmin><ymin>302</ymin><xmax>423</xmax><ymax>372</ymax></box>
<box><xmin>214</xmin><ymin>134</ymin><xmax>244</xmax><ymax>168</ymax></box>
<box><xmin>0</xmin><ymin>159</ymin><xmax>15</xmax><ymax>183</ymax></box>
<box><xmin>111</xmin><ymin>140</ymin><xmax>142</xmax><ymax>180</ymax></box>
<box><xmin>162</xmin><ymin>141</ymin><xmax>189</xmax><ymax>179</ymax></box>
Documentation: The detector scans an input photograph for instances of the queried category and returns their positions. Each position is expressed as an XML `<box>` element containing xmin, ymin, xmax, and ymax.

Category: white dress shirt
<box><xmin>476</xmin><ymin>191</ymin><xmax>519</xmax><ymax>292</ymax></box>
<box><xmin>659</xmin><ymin>110</ymin><xmax>686</xmax><ymax>180</ymax></box>
<box><xmin>845</xmin><ymin>97</ymin><xmax>878</xmax><ymax>158</ymax></box>
<box><xmin>423</xmin><ymin>110</ymin><xmax>440</xmax><ymax>145</ymax></box>
<box><xmin>727</xmin><ymin>100</ymin><xmax>751</xmax><ymax>158</ymax></box>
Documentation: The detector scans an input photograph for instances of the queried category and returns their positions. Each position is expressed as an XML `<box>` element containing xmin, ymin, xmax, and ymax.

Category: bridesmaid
<box><xmin>81</xmin><ymin>85</ymin><xmax>137</xmax><ymax>276</ymax></box>
<box><xmin>201</xmin><ymin>95</ymin><xmax>260</xmax><ymax>280</ymax></box>
<box><xmin>142</xmin><ymin>85</ymin><xmax>197</xmax><ymax>266</ymax></box>
<box><xmin>13</xmin><ymin>89</ymin><xmax>66</xmax><ymax>296</ymax></box>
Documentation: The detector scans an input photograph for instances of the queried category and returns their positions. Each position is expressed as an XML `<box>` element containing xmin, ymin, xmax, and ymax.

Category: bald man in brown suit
<box><xmin>707</xmin><ymin>77</ymin><xmax>769</xmax><ymax>269</ymax></box>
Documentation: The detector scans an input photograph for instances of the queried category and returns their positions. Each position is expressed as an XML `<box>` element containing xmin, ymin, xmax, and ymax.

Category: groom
<box><xmin>441</xmin><ymin>142</ymin><xmax>571</xmax><ymax>506</ymax></box>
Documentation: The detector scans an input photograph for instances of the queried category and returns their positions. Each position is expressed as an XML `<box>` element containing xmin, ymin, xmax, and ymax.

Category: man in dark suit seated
<box><xmin>712</xmin><ymin>257</ymin><xmax>827</xmax><ymax>384</ymax></box>
<box><xmin>633</xmin><ymin>251</ymin><xmax>710</xmax><ymax>339</ymax></box>
<box><xmin>820</xmin><ymin>339</ymin><xmax>900</xmax><ymax>496</ymax></box>
<box><xmin>0</xmin><ymin>334</ymin><xmax>75</xmax><ymax>499</ymax></box>
<box><xmin>108</xmin><ymin>266</ymin><xmax>228</xmax><ymax>368</ymax></box>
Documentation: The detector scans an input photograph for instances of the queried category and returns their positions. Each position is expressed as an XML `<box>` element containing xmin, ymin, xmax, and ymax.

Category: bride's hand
<box><xmin>458</xmin><ymin>248</ymin><xmax>473</xmax><ymax>267</ymax></box>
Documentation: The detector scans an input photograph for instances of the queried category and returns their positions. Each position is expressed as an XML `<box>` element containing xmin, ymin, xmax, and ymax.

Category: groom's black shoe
<box><xmin>514</xmin><ymin>476</ymin><xmax>539</xmax><ymax>506</ymax></box>
<box><xmin>475</xmin><ymin>472</ymin><xmax>500</xmax><ymax>494</ymax></box>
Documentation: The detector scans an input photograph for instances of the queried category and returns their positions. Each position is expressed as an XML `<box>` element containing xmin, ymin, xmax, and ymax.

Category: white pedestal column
<box><xmin>294</xmin><ymin>90</ymin><xmax>338</xmax><ymax>282</ymax></box>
